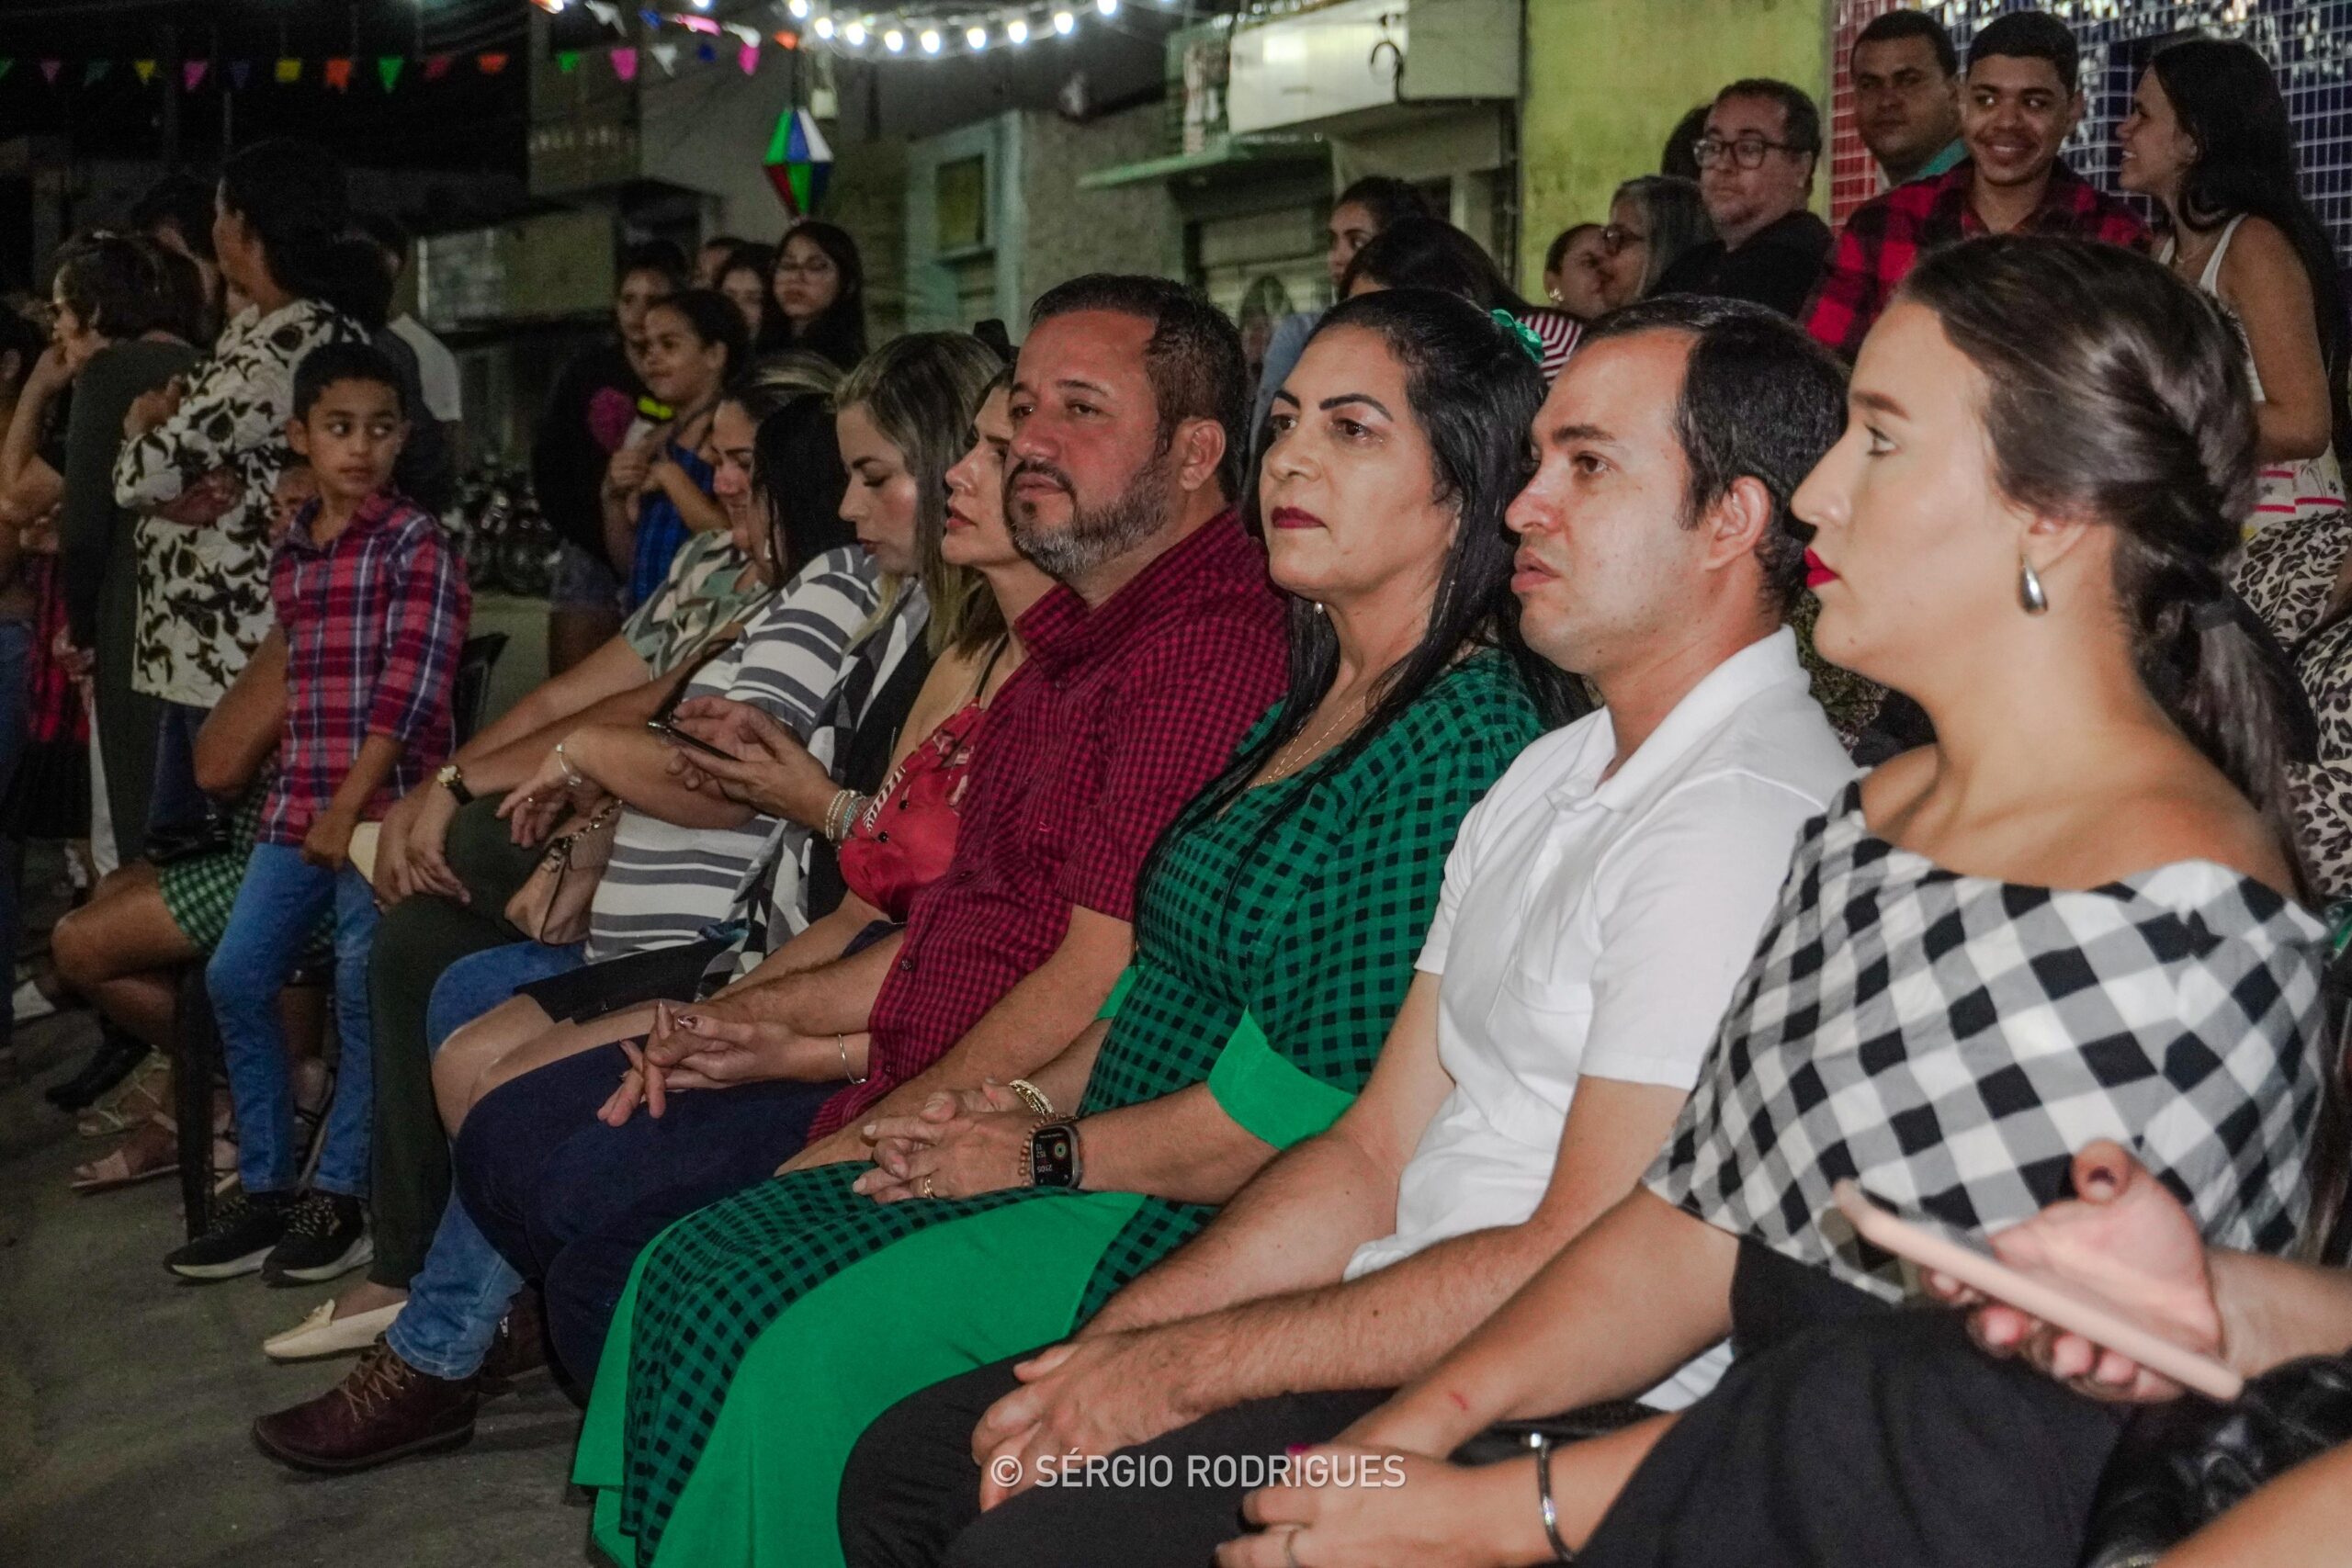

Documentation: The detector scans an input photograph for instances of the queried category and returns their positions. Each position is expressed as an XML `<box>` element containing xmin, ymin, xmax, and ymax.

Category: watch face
<box><xmin>1031</xmin><ymin>1123</ymin><xmax>1079</xmax><ymax>1187</ymax></box>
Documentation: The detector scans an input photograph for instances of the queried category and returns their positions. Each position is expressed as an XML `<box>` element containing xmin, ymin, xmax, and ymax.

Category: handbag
<box><xmin>503</xmin><ymin>798</ymin><xmax>622</xmax><ymax>946</ymax></box>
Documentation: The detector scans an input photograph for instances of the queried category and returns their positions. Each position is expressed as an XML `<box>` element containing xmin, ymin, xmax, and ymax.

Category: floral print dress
<box><xmin>111</xmin><ymin>299</ymin><xmax>368</xmax><ymax>708</ymax></box>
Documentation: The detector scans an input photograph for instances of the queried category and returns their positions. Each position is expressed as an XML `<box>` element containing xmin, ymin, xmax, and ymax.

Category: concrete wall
<box><xmin>1018</xmin><ymin>104</ymin><xmax>1183</xmax><ymax>296</ymax></box>
<box><xmin>1518</xmin><ymin>0</ymin><xmax>1831</xmax><ymax>280</ymax></box>
<box><xmin>638</xmin><ymin>57</ymin><xmax>805</xmax><ymax>242</ymax></box>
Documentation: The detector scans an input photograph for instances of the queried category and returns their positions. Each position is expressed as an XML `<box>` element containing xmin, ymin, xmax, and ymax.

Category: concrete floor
<box><xmin>0</xmin><ymin>1011</ymin><xmax>596</xmax><ymax>1567</ymax></box>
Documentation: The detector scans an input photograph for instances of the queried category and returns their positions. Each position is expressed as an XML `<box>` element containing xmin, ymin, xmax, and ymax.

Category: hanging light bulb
<box><xmin>844</xmin><ymin>17</ymin><xmax>867</xmax><ymax>42</ymax></box>
<box><xmin>1094</xmin><ymin>0</ymin><xmax>1116</xmax><ymax>14</ymax></box>
<box><xmin>920</xmin><ymin>27</ymin><xmax>941</xmax><ymax>50</ymax></box>
<box><xmin>884</xmin><ymin>25</ymin><xmax>904</xmax><ymax>50</ymax></box>
<box><xmin>1053</xmin><ymin>8</ymin><xmax>1075</xmax><ymax>31</ymax></box>
<box><xmin>1006</xmin><ymin>16</ymin><xmax>1028</xmax><ymax>41</ymax></box>
<box><xmin>787</xmin><ymin>0</ymin><xmax>810</xmax><ymax>14</ymax></box>
<box><xmin>815</xmin><ymin>15</ymin><xmax>836</xmax><ymax>38</ymax></box>
<box><xmin>967</xmin><ymin>24</ymin><xmax>989</xmax><ymax>47</ymax></box>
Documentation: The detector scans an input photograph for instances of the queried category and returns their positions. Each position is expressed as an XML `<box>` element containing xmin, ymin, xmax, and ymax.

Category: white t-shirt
<box><xmin>390</xmin><ymin>314</ymin><xmax>463</xmax><ymax>423</ymax></box>
<box><xmin>1343</xmin><ymin>628</ymin><xmax>1857</xmax><ymax>1410</ymax></box>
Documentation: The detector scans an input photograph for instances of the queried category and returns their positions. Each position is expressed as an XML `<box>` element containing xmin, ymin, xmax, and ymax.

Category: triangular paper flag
<box><xmin>727</xmin><ymin>22</ymin><xmax>760</xmax><ymax>44</ymax></box>
<box><xmin>557</xmin><ymin>51</ymin><xmax>581</xmax><ymax>73</ymax></box>
<box><xmin>183</xmin><ymin>60</ymin><xmax>209</xmax><ymax>90</ymax></box>
<box><xmin>679</xmin><ymin>15</ymin><xmax>720</xmax><ymax>34</ymax></box>
<box><xmin>774</xmin><ymin>30</ymin><xmax>797</xmax><ymax>47</ymax></box>
<box><xmin>696</xmin><ymin>41</ymin><xmax>717</xmax><ymax>62</ymax></box>
<box><xmin>323</xmin><ymin>57</ymin><xmax>353</xmax><ymax>90</ymax></box>
<box><xmin>39</xmin><ymin>60</ymin><xmax>62</xmax><ymax>85</ymax></box>
<box><xmin>610</xmin><ymin>47</ymin><xmax>639</xmax><ymax>81</ymax></box>
<box><xmin>424</xmin><ymin>54</ymin><xmax>454</xmax><ymax>81</ymax></box>
<box><xmin>639</xmin><ymin>10</ymin><xmax>663</xmax><ymax>28</ymax></box>
<box><xmin>230</xmin><ymin>60</ymin><xmax>252</xmax><ymax>89</ymax></box>
<box><xmin>133</xmin><ymin>60</ymin><xmax>157</xmax><ymax>84</ymax></box>
<box><xmin>586</xmin><ymin>1</ymin><xmax>621</xmax><ymax>26</ymax></box>
<box><xmin>477</xmin><ymin>52</ymin><xmax>510</xmax><ymax>74</ymax></box>
<box><xmin>274</xmin><ymin>58</ymin><xmax>301</xmax><ymax>84</ymax></box>
<box><xmin>378</xmin><ymin>56</ymin><xmax>402</xmax><ymax>90</ymax></box>
<box><xmin>738</xmin><ymin>44</ymin><xmax>759</xmax><ymax>73</ymax></box>
<box><xmin>84</xmin><ymin>60</ymin><xmax>112</xmax><ymax>85</ymax></box>
<box><xmin>650</xmin><ymin>42</ymin><xmax>680</xmax><ymax>75</ymax></box>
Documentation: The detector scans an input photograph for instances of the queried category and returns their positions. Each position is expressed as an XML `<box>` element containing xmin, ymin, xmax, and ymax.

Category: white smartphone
<box><xmin>1830</xmin><ymin>1179</ymin><xmax>2244</xmax><ymax>1402</ymax></box>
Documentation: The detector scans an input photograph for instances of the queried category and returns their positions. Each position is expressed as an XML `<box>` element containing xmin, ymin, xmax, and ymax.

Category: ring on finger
<box><xmin>1283</xmin><ymin>1527</ymin><xmax>1303</xmax><ymax>1568</ymax></box>
<box><xmin>918</xmin><ymin>1173</ymin><xmax>936</xmax><ymax>1199</ymax></box>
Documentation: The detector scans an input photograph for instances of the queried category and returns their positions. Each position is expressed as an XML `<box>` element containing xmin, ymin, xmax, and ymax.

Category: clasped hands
<box><xmin>597</xmin><ymin>998</ymin><xmax>813</xmax><ymax>1126</ymax></box>
<box><xmin>850</xmin><ymin>1082</ymin><xmax>1039</xmax><ymax>1203</ymax></box>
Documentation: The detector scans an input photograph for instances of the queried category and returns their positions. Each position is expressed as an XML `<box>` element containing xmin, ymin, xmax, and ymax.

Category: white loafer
<box><xmin>263</xmin><ymin>1299</ymin><xmax>405</xmax><ymax>1361</ymax></box>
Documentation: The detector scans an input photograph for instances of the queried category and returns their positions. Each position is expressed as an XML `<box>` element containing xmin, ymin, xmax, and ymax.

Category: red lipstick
<box><xmin>1804</xmin><ymin>548</ymin><xmax>1838</xmax><ymax>589</ymax></box>
<box><xmin>1269</xmin><ymin>506</ymin><xmax>1322</xmax><ymax>530</ymax></box>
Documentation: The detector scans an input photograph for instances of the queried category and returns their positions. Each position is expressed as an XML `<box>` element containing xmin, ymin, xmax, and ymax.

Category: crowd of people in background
<box><xmin>8</xmin><ymin>6</ymin><xmax>2352</xmax><ymax>1566</ymax></box>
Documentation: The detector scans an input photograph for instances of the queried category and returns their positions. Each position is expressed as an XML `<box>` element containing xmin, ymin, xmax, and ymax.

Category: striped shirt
<box><xmin>262</xmin><ymin>491</ymin><xmax>469</xmax><ymax>845</ymax></box>
<box><xmin>585</xmin><ymin>545</ymin><xmax>878</xmax><ymax>961</ymax></box>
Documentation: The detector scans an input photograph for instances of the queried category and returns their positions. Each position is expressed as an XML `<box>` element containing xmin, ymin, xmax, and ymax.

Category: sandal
<box><xmin>77</xmin><ymin>1051</ymin><xmax>172</xmax><ymax>1138</ymax></box>
<box><xmin>72</xmin><ymin>1117</ymin><xmax>181</xmax><ymax>1192</ymax></box>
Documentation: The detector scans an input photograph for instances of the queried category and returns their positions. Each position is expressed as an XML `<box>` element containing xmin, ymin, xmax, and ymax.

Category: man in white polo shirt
<box><xmin>834</xmin><ymin>297</ymin><xmax>1861</xmax><ymax>1568</ymax></box>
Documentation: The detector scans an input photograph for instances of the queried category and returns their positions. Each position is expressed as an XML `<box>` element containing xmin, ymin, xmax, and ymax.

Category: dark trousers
<box><xmin>840</xmin><ymin>1357</ymin><xmax>1388</xmax><ymax>1568</ymax></box>
<box><xmin>455</xmin><ymin>1041</ymin><xmax>834</xmax><ymax>1382</ymax></box>
<box><xmin>365</xmin><ymin>798</ymin><xmax>538</xmax><ymax>1288</ymax></box>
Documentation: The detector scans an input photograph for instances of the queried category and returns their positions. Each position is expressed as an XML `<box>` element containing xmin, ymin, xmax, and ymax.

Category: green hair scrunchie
<box><xmin>1490</xmin><ymin>308</ymin><xmax>1546</xmax><ymax>367</ymax></box>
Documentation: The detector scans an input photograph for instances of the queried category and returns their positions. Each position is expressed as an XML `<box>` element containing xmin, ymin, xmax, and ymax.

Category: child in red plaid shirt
<box><xmin>168</xmin><ymin>342</ymin><xmax>469</xmax><ymax>1285</ymax></box>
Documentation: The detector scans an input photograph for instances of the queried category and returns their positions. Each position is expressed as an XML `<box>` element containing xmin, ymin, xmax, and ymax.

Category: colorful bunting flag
<box><xmin>83</xmin><ymin>60</ymin><xmax>110</xmax><ymax>85</ymax></box>
<box><xmin>184</xmin><ymin>60</ymin><xmax>209</xmax><ymax>90</ymax></box>
<box><xmin>274</xmin><ymin>58</ymin><xmax>301</xmax><ymax>84</ymax></box>
<box><xmin>650</xmin><ymin>42</ymin><xmax>681</xmax><ymax>75</ymax></box>
<box><xmin>323</xmin><ymin>57</ymin><xmax>353</xmax><ymax>90</ymax></box>
<box><xmin>230</xmin><ymin>60</ymin><xmax>252</xmax><ymax>89</ymax></box>
<box><xmin>132</xmin><ymin>59</ymin><xmax>156</xmax><ymax>84</ymax></box>
<box><xmin>424</xmin><ymin>53</ymin><xmax>453</xmax><ymax>81</ymax></box>
<box><xmin>378</xmin><ymin>56</ymin><xmax>402</xmax><ymax>90</ymax></box>
<box><xmin>640</xmin><ymin>10</ymin><xmax>663</xmax><ymax>28</ymax></box>
<box><xmin>478</xmin><ymin>52</ymin><xmax>510</xmax><ymax>74</ymax></box>
<box><xmin>586</xmin><ymin>0</ymin><xmax>622</xmax><ymax>26</ymax></box>
<box><xmin>726</xmin><ymin>22</ymin><xmax>760</xmax><ymax>45</ymax></box>
<box><xmin>39</xmin><ymin>60</ymin><xmax>61</xmax><ymax>85</ymax></box>
<box><xmin>695</xmin><ymin>41</ymin><xmax>717</xmax><ymax>62</ymax></box>
<box><xmin>610</xmin><ymin>47</ymin><xmax>639</xmax><ymax>81</ymax></box>
<box><xmin>739</xmin><ymin>43</ymin><xmax>759</xmax><ymax>73</ymax></box>
<box><xmin>679</xmin><ymin>15</ymin><xmax>719</xmax><ymax>34</ymax></box>
<box><xmin>557</xmin><ymin>51</ymin><xmax>582</xmax><ymax>73</ymax></box>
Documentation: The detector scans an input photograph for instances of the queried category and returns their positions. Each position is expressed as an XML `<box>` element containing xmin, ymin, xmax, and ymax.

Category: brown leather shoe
<box><xmin>479</xmin><ymin>1288</ymin><xmax>548</xmax><ymax>1396</ymax></box>
<box><xmin>252</xmin><ymin>1337</ymin><xmax>479</xmax><ymax>1472</ymax></box>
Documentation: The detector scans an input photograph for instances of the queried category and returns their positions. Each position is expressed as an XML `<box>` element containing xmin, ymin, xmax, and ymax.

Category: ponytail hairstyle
<box><xmin>1901</xmin><ymin>236</ymin><xmax>2310</xmax><ymax>891</ymax></box>
<box><xmin>832</xmin><ymin>332</ymin><xmax>1003</xmax><ymax>657</ymax></box>
<box><xmin>217</xmin><ymin>140</ymin><xmax>391</xmax><ymax>332</ymax></box>
<box><xmin>727</xmin><ymin>352</ymin><xmax>848</xmax><ymax>585</ymax></box>
<box><xmin>649</xmin><ymin>288</ymin><xmax>752</xmax><ymax>397</ymax></box>
<box><xmin>51</xmin><ymin>233</ymin><xmax>200</xmax><ymax>344</ymax></box>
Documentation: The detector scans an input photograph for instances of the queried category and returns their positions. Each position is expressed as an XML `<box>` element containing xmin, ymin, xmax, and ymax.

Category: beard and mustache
<box><xmin>1003</xmin><ymin>444</ymin><xmax>1178</xmax><ymax>581</ymax></box>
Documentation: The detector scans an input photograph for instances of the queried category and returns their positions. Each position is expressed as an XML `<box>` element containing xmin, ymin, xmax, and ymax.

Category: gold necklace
<box><xmin>1261</xmin><ymin>688</ymin><xmax>1368</xmax><ymax>785</ymax></box>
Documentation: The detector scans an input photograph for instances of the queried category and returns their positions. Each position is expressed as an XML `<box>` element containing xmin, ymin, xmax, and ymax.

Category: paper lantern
<box><xmin>763</xmin><ymin>107</ymin><xmax>833</xmax><ymax>217</ymax></box>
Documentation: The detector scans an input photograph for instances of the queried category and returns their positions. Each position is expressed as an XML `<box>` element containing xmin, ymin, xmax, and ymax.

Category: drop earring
<box><xmin>2018</xmin><ymin>552</ymin><xmax>2050</xmax><ymax>615</ymax></box>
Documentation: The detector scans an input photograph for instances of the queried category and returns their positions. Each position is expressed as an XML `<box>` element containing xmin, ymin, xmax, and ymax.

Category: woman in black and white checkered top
<box><xmin>1208</xmin><ymin>240</ymin><xmax>2336</xmax><ymax>1568</ymax></box>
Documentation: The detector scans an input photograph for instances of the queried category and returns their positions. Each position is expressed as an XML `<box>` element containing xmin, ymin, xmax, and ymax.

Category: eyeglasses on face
<box><xmin>774</xmin><ymin>256</ymin><xmax>837</xmax><ymax>277</ymax></box>
<box><xmin>1691</xmin><ymin>134</ymin><xmax>1809</xmax><ymax>171</ymax></box>
<box><xmin>1600</xmin><ymin>223</ymin><xmax>1648</xmax><ymax>254</ymax></box>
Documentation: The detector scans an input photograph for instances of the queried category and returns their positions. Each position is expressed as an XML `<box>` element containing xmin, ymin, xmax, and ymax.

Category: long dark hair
<box><xmin>1169</xmin><ymin>288</ymin><xmax>1586</xmax><ymax>862</ymax></box>
<box><xmin>649</xmin><ymin>288</ymin><xmax>752</xmax><ymax>405</ymax></box>
<box><xmin>771</xmin><ymin>220</ymin><xmax>868</xmax><ymax>369</ymax></box>
<box><xmin>218</xmin><ymin>140</ymin><xmax>390</xmax><ymax>331</ymax></box>
<box><xmin>2150</xmin><ymin>38</ymin><xmax>2349</xmax><ymax>447</ymax></box>
<box><xmin>52</xmin><ymin>233</ymin><xmax>200</xmax><ymax>343</ymax></box>
<box><xmin>1903</xmin><ymin>236</ymin><xmax>2309</xmax><ymax>886</ymax></box>
<box><xmin>728</xmin><ymin>353</ymin><xmax>849</xmax><ymax>584</ymax></box>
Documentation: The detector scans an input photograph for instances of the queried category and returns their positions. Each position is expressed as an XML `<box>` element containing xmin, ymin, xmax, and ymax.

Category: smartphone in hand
<box><xmin>1830</xmin><ymin>1179</ymin><xmax>2243</xmax><ymax>1401</ymax></box>
<box><xmin>647</xmin><ymin>719</ymin><xmax>733</xmax><ymax>761</ymax></box>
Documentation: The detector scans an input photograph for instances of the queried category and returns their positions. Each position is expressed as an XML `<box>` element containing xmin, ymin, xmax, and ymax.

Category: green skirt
<box><xmin>575</xmin><ymin>1167</ymin><xmax>1199</xmax><ymax>1567</ymax></box>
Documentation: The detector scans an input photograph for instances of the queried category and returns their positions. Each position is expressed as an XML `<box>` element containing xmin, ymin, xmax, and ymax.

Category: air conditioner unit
<box><xmin>1225</xmin><ymin>0</ymin><xmax>1519</xmax><ymax>137</ymax></box>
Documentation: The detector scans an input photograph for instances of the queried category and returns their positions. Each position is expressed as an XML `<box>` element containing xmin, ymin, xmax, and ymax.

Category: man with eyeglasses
<box><xmin>1652</xmin><ymin>78</ymin><xmax>1832</xmax><ymax>320</ymax></box>
<box><xmin>1805</xmin><ymin>9</ymin><xmax>2147</xmax><ymax>362</ymax></box>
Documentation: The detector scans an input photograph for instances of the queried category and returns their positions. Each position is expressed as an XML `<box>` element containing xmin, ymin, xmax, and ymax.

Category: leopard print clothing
<box><xmin>2231</xmin><ymin>509</ymin><xmax>2352</xmax><ymax>897</ymax></box>
<box><xmin>2235</xmin><ymin>508</ymin><xmax>2352</xmax><ymax>645</ymax></box>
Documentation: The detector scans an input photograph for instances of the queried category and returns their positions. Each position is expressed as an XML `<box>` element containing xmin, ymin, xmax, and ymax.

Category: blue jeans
<box><xmin>383</xmin><ymin>938</ymin><xmax>585</xmax><ymax>1382</ymax></box>
<box><xmin>148</xmin><ymin>699</ymin><xmax>211</xmax><ymax>834</ymax></box>
<box><xmin>208</xmin><ymin>844</ymin><xmax>380</xmax><ymax>1196</ymax></box>
<box><xmin>0</xmin><ymin>620</ymin><xmax>30</xmax><ymax>1051</ymax></box>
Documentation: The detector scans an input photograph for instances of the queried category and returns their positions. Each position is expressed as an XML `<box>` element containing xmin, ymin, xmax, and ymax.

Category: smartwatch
<box><xmin>435</xmin><ymin>762</ymin><xmax>473</xmax><ymax>807</ymax></box>
<box><xmin>1027</xmin><ymin>1120</ymin><xmax>1083</xmax><ymax>1190</ymax></box>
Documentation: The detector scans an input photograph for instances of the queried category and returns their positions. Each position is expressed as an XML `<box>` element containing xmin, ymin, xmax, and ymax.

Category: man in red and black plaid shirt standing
<box><xmin>168</xmin><ymin>341</ymin><xmax>469</xmax><ymax>1289</ymax></box>
<box><xmin>1805</xmin><ymin>9</ymin><xmax>2148</xmax><ymax>362</ymax></box>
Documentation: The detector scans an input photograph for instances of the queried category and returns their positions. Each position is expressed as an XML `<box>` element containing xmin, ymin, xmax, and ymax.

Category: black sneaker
<box><xmin>165</xmin><ymin>1190</ymin><xmax>291</xmax><ymax>1280</ymax></box>
<box><xmin>263</xmin><ymin>1192</ymin><xmax>371</xmax><ymax>1284</ymax></box>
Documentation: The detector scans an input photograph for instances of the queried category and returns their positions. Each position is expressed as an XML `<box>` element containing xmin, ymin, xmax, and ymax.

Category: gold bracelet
<box><xmin>1006</xmin><ymin>1078</ymin><xmax>1055</xmax><ymax>1117</ymax></box>
<box><xmin>837</xmin><ymin>1032</ymin><xmax>868</xmax><ymax>1085</ymax></box>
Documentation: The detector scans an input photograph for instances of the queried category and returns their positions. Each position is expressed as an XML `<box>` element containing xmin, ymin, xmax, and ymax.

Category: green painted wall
<box><xmin>1518</xmin><ymin>0</ymin><xmax>1832</xmax><ymax>281</ymax></box>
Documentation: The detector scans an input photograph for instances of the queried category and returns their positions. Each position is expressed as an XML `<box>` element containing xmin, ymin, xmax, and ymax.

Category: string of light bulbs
<box><xmin>538</xmin><ymin>0</ymin><xmax>1182</xmax><ymax>62</ymax></box>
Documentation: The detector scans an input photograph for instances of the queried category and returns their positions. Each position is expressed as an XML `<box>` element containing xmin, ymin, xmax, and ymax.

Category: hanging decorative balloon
<box><xmin>763</xmin><ymin>107</ymin><xmax>834</xmax><ymax>217</ymax></box>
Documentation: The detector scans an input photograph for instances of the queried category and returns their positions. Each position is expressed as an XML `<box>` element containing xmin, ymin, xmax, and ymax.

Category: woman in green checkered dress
<box><xmin>574</xmin><ymin>291</ymin><xmax>1581</xmax><ymax>1567</ymax></box>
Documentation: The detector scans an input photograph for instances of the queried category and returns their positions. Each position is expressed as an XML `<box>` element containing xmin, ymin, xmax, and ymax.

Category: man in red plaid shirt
<box><xmin>168</xmin><ymin>341</ymin><xmax>469</xmax><ymax>1288</ymax></box>
<box><xmin>1805</xmin><ymin>10</ymin><xmax>2148</xmax><ymax>362</ymax></box>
